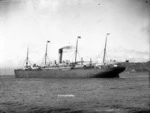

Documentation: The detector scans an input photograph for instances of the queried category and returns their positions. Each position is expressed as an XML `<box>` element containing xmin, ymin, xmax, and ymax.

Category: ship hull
<box><xmin>14</xmin><ymin>67</ymin><xmax>125</xmax><ymax>78</ymax></box>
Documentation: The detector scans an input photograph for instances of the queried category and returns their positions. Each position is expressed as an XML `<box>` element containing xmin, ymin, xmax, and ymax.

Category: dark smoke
<box><xmin>60</xmin><ymin>46</ymin><xmax>73</xmax><ymax>50</ymax></box>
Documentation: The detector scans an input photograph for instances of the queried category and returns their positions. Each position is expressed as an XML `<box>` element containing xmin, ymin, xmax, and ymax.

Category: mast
<box><xmin>103</xmin><ymin>33</ymin><xmax>110</xmax><ymax>65</ymax></box>
<box><xmin>26</xmin><ymin>47</ymin><xmax>29</xmax><ymax>67</ymax></box>
<box><xmin>45</xmin><ymin>41</ymin><xmax>50</xmax><ymax>65</ymax></box>
<box><xmin>75</xmin><ymin>36</ymin><xmax>81</xmax><ymax>64</ymax></box>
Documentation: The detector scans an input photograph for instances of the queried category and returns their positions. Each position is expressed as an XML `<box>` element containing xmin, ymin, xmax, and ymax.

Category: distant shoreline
<box><xmin>0</xmin><ymin>61</ymin><xmax>149</xmax><ymax>76</ymax></box>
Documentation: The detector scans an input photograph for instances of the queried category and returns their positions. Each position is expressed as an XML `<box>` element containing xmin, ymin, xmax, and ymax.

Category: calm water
<box><xmin>0</xmin><ymin>72</ymin><xmax>150</xmax><ymax>113</ymax></box>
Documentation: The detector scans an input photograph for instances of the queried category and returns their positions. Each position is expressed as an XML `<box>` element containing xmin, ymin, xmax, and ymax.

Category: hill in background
<box><xmin>120</xmin><ymin>61</ymin><xmax>150</xmax><ymax>72</ymax></box>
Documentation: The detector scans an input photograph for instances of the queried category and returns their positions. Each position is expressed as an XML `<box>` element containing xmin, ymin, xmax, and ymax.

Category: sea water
<box><xmin>0</xmin><ymin>72</ymin><xmax>150</xmax><ymax>113</ymax></box>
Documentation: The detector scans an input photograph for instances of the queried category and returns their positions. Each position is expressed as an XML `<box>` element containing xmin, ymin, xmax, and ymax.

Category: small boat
<box><xmin>14</xmin><ymin>34</ymin><xmax>125</xmax><ymax>78</ymax></box>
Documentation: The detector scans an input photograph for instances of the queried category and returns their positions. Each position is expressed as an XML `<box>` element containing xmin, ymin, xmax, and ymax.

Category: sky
<box><xmin>0</xmin><ymin>0</ymin><xmax>150</xmax><ymax>73</ymax></box>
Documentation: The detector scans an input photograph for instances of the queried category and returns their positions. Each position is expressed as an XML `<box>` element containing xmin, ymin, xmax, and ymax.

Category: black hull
<box><xmin>14</xmin><ymin>66</ymin><xmax>125</xmax><ymax>78</ymax></box>
<box><xmin>92</xmin><ymin>66</ymin><xmax>125</xmax><ymax>78</ymax></box>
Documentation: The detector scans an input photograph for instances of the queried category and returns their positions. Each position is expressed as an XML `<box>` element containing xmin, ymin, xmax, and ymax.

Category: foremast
<box><xmin>26</xmin><ymin>47</ymin><xmax>29</xmax><ymax>67</ymax></box>
<box><xmin>45</xmin><ymin>41</ymin><xmax>50</xmax><ymax>65</ymax></box>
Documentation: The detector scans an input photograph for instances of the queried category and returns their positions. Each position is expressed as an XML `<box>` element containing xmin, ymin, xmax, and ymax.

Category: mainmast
<box><xmin>75</xmin><ymin>36</ymin><xmax>81</xmax><ymax>64</ymax></box>
<box><xmin>103</xmin><ymin>33</ymin><xmax>110</xmax><ymax>65</ymax></box>
<box><xmin>26</xmin><ymin>47</ymin><xmax>29</xmax><ymax>67</ymax></box>
<box><xmin>45</xmin><ymin>41</ymin><xmax>50</xmax><ymax>65</ymax></box>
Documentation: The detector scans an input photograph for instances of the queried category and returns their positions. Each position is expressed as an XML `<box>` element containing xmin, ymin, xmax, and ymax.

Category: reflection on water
<box><xmin>0</xmin><ymin>72</ymin><xmax>150</xmax><ymax>113</ymax></box>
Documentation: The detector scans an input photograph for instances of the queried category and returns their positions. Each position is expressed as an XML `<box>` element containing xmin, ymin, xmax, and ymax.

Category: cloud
<box><xmin>106</xmin><ymin>47</ymin><xmax>149</xmax><ymax>62</ymax></box>
<box><xmin>0</xmin><ymin>0</ymin><xmax>24</xmax><ymax>15</ymax></box>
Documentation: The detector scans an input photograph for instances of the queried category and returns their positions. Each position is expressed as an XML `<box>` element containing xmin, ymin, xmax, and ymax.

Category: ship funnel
<box><xmin>58</xmin><ymin>46</ymin><xmax>72</xmax><ymax>63</ymax></box>
<box><xmin>59</xmin><ymin>49</ymin><xmax>63</xmax><ymax>63</ymax></box>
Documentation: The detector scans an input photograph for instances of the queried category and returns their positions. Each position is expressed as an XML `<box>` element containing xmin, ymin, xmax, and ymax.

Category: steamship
<box><xmin>14</xmin><ymin>34</ymin><xmax>125</xmax><ymax>78</ymax></box>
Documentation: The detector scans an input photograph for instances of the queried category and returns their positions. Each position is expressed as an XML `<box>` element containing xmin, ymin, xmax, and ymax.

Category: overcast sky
<box><xmin>0</xmin><ymin>0</ymin><xmax>149</xmax><ymax>69</ymax></box>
